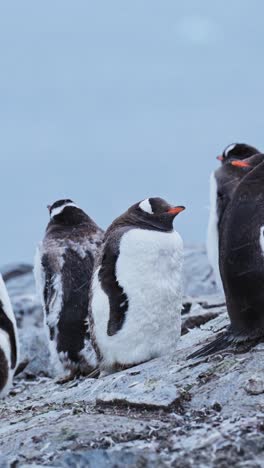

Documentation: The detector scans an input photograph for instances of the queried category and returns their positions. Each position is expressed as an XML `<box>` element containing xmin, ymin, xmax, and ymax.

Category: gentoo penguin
<box><xmin>89</xmin><ymin>197</ymin><xmax>185</xmax><ymax>375</ymax></box>
<box><xmin>216</xmin><ymin>142</ymin><xmax>260</xmax><ymax>164</ymax></box>
<box><xmin>207</xmin><ymin>143</ymin><xmax>260</xmax><ymax>289</ymax></box>
<box><xmin>34</xmin><ymin>199</ymin><xmax>104</xmax><ymax>380</ymax></box>
<box><xmin>0</xmin><ymin>274</ymin><xmax>19</xmax><ymax>397</ymax></box>
<box><xmin>190</xmin><ymin>155</ymin><xmax>264</xmax><ymax>359</ymax></box>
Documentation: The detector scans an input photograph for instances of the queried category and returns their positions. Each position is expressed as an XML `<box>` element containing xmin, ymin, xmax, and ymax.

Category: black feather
<box><xmin>187</xmin><ymin>332</ymin><xmax>233</xmax><ymax>360</ymax></box>
<box><xmin>98</xmin><ymin>235</ymin><xmax>129</xmax><ymax>337</ymax></box>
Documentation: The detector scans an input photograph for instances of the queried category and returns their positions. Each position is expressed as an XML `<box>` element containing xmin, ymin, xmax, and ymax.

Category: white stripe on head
<box><xmin>224</xmin><ymin>143</ymin><xmax>236</xmax><ymax>158</ymax></box>
<box><xmin>51</xmin><ymin>202</ymin><xmax>79</xmax><ymax>218</ymax></box>
<box><xmin>139</xmin><ymin>199</ymin><xmax>153</xmax><ymax>214</ymax></box>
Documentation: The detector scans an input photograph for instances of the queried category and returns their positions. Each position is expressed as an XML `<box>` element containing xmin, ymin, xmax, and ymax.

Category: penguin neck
<box><xmin>46</xmin><ymin>214</ymin><xmax>96</xmax><ymax>235</ymax></box>
<box><xmin>107</xmin><ymin>214</ymin><xmax>174</xmax><ymax>235</ymax></box>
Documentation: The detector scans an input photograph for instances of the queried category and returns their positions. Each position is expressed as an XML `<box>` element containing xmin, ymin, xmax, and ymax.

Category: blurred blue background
<box><xmin>0</xmin><ymin>1</ymin><xmax>263</xmax><ymax>264</ymax></box>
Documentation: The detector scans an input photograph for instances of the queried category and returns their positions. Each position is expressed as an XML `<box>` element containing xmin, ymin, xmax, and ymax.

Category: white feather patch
<box><xmin>139</xmin><ymin>199</ymin><xmax>153</xmax><ymax>214</ymax></box>
<box><xmin>259</xmin><ymin>226</ymin><xmax>264</xmax><ymax>255</ymax></box>
<box><xmin>51</xmin><ymin>202</ymin><xmax>78</xmax><ymax>218</ymax></box>
<box><xmin>224</xmin><ymin>143</ymin><xmax>236</xmax><ymax>158</ymax></box>
<box><xmin>207</xmin><ymin>172</ymin><xmax>223</xmax><ymax>291</ymax></box>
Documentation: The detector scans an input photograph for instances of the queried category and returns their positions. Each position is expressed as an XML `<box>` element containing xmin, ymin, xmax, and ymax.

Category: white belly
<box><xmin>91</xmin><ymin>228</ymin><xmax>184</xmax><ymax>370</ymax></box>
<box><xmin>207</xmin><ymin>172</ymin><xmax>223</xmax><ymax>291</ymax></box>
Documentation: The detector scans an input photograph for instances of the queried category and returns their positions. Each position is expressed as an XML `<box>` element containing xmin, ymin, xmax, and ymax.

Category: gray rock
<box><xmin>18</xmin><ymin>326</ymin><xmax>52</xmax><ymax>379</ymax></box>
<box><xmin>184</xmin><ymin>245</ymin><xmax>218</xmax><ymax>296</ymax></box>
<box><xmin>1</xmin><ymin>263</ymin><xmax>43</xmax><ymax>329</ymax></box>
<box><xmin>58</xmin><ymin>450</ymin><xmax>167</xmax><ymax>468</ymax></box>
<box><xmin>0</xmin><ymin>249</ymin><xmax>264</xmax><ymax>467</ymax></box>
<box><xmin>244</xmin><ymin>376</ymin><xmax>264</xmax><ymax>396</ymax></box>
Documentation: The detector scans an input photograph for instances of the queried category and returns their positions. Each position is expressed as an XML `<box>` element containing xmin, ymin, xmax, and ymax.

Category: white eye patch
<box><xmin>139</xmin><ymin>199</ymin><xmax>153</xmax><ymax>214</ymax></box>
<box><xmin>224</xmin><ymin>143</ymin><xmax>236</xmax><ymax>157</ymax></box>
<box><xmin>51</xmin><ymin>203</ymin><xmax>78</xmax><ymax>218</ymax></box>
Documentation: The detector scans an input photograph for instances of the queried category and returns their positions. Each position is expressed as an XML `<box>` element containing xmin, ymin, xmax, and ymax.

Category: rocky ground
<box><xmin>0</xmin><ymin>246</ymin><xmax>264</xmax><ymax>468</ymax></box>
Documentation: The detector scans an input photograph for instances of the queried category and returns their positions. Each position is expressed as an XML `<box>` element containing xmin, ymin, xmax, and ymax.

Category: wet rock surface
<box><xmin>0</xmin><ymin>246</ymin><xmax>264</xmax><ymax>467</ymax></box>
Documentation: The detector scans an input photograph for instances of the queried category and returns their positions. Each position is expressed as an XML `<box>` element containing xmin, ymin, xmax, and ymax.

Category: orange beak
<box><xmin>167</xmin><ymin>206</ymin><xmax>185</xmax><ymax>215</ymax></box>
<box><xmin>217</xmin><ymin>155</ymin><xmax>224</xmax><ymax>161</ymax></box>
<box><xmin>230</xmin><ymin>160</ymin><xmax>250</xmax><ymax>168</ymax></box>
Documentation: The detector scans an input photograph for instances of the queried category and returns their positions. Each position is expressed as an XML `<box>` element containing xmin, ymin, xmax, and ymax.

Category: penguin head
<box><xmin>127</xmin><ymin>197</ymin><xmax>185</xmax><ymax>232</ymax></box>
<box><xmin>217</xmin><ymin>143</ymin><xmax>259</xmax><ymax>164</ymax></box>
<box><xmin>47</xmin><ymin>199</ymin><xmax>87</xmax><ymax>225</ymax></box>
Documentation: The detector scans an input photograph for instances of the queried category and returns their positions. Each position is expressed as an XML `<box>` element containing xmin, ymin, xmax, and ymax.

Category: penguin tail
<box><xmin>187</xmin><ymin>331</ymin><xmax>233</xmax><ymax>360</ymax></box>
<box><xmin>14</xmin><ymin>360</ymin><xmax>29</xmax><ymax>377</ymax></box>
<box><xmin>86</xmin><ymin>367</ymin><xmax>100</xmax><ymax>379</ymax></box>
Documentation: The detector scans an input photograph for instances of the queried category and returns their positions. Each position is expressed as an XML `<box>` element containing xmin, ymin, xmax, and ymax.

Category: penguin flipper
<box><xmin>98</xmin><ymin>235</ymin><xmax>129</xmax><ymax>337</ymax></box>
<box><xmin>187</xmin><ymin>332</ymin><xmax>232</xmax><ymax>360</ymax></box>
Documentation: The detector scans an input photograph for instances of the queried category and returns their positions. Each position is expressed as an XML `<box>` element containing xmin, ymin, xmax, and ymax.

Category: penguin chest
<box><xmin>117</xmin><ymin>228</ymin><xmax>183</xmax><ymax>309</ymax></box>
<box><xmin>92</xmin><ymin>229</ymin><xmax>183</xmax><ymax>367</ymax></box>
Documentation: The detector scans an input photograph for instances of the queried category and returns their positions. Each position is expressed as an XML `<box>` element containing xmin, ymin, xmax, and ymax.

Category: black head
<box><xmin>215</xmin><ymin>153</ymin><xmax>264</xmax><ymax>225</ymax></box>
<box><xmin>217</xmin><ymin>143</ymin><xmax>260</xmax><ymax>165</ymax></box>
<box><xmin>47</xmin><ymin>199</ymin><xmax>88</xmax><ymax>226</ymax></box>
<box><xmin>112</xmin><ymin>197</ymin><xmax>185</xmax><ymax>233</ymax></box>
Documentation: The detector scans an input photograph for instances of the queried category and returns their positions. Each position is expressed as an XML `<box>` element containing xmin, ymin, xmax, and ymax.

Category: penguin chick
<box><xmin>34</xmin><ymin>199</ymin><xmax>103</xmax><ymax>380</ymax></box>
<box><xmin>89</xmin><ymin>197</ymin><xmax>185</xmax><ymax>376</ymax></box>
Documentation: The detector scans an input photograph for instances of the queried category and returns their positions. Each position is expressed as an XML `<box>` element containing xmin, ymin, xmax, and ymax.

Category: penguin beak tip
<box><xmin>167</xmin><ymin>206</ymin><xmax>186</xmax><ymax>215</ymax></box>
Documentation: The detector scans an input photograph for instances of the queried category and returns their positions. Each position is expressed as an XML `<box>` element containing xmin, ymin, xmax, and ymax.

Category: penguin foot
<box><xmin>55</xmin><ymin>370</ymin><xmax>79</xmax><ymax>385</ymax></box>
<box><xmin>187</xmin><ymin>331</ymin><xmax>264</xmax><ymax>360</ymax></box>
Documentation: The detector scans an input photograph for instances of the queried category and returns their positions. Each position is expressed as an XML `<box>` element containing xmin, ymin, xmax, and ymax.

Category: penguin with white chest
<box><xmin>0</xmin><ymin>274</ymin><xmax>19</xmax><ymax>397</ymax></box>
<box><xmin>35</xmin><ymin>199</ymin><xmax>104</xmax><ymax>380</ymax></box>
<box><xmin>89</xmin><ymin>197</ymin><xmax>185</xmax><ymax>375</ymax></box>
<box><xmin>207</xmin><ymin>143</ymin><xmax>260</xmax><ymax>290</ymax></box>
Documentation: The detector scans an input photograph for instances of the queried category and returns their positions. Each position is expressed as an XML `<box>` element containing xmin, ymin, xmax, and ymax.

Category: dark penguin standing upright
<box><xmin>0</xmin><ymin>274</ymin><xmax>19</xmax><ymax>397</ymax></box>
<box><xmin>190</xmin><ymin>155</ymin><xmax>264</xmax><ymax>359</ymax></box>
<box><xmin>89</xmin><ymin>197</ymin><xmax>185</xmax><ymax>376</ymax></box>
<box><xmin>207</xmin><ymin>143</ymin><xmax>260</xmax><ymax>289</ymax></box>
<box><xmin>35</xmin><ymin>199</ymin><xmax>104</xmax><ymax>380</ymax></box>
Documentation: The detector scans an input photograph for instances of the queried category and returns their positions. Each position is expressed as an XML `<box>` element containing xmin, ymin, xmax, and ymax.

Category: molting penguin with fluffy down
<box><xmin>34</xmin><ymin>199</ymin><xmax>104</xmax><ymax>381</ymax></box>
<box><xmin>207</xmin><ymin>143</ymin><xmax>260</xmax><ymax>290</ymax></box>
<box><xmin>0</xmin><ymin>274</ymin><xmax>19</xmax><ymax>397</ymax></box>
<box><xmin>89</xmin><ymin>197</ymin><xmax>186</xmax><ymax>376</ymax></box>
